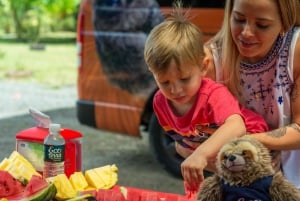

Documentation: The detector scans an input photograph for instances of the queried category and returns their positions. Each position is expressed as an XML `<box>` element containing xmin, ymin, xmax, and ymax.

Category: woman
<box><xmin>177</xmin><ymin>0</ymin><xmax>300</xmax><ymax>190</ymax></box>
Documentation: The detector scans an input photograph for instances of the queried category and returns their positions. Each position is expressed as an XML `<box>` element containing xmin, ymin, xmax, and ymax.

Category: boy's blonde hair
<box><xmin>207</xmin><ymin>0</ymin><xmax>300</xmax><ymax>102</ymax></box>
<box><xmin>144</xmin><ymin>2</ymin><xmax>205</xmax><ymax>75</ymax></box>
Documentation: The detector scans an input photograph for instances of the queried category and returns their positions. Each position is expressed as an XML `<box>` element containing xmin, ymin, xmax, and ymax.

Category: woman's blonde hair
<box><xmin>207</xmin><ymin>0</ymin><xmax>300</xmax><ymax>102</ymax></box>
<box><xmin>144</xmin><ymin>1</ymin><xmax>205</xmax><ymax>75</ymax></box>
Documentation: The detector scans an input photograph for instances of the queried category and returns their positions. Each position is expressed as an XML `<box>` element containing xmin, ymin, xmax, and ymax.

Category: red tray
<box><xmin>81</xmin><ymin>185</ymin><xmax>196</xmax><ymax>201</ymax></box>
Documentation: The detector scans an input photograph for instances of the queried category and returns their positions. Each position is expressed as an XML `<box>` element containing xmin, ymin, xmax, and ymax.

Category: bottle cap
<box><xmin>49</xmin><ymin>123</ymin><xmax>61</xmax><ymax>134</ymax></box>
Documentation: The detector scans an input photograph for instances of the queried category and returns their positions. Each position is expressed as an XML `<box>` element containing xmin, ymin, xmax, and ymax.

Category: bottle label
<box><xmin>44</xmin><ymin>161</ymin><xmax>64</xmax><ymax>178</ymax></box>
<box><xmin>44</xmin><ymin>145</ymin><xmax>65</xmax><ymax>162</ymax></box>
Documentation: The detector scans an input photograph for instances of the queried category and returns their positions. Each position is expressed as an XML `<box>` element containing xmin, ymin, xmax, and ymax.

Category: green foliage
<box><xmin>43</xmin><ymin>0</ymin><xmax>80</xmax><ymax>17</ymax></box>
<box><xmin>22</xmin><ymin>8</ymin><xmax>43</xmax><ymax>43</ymax></box>
<box><xmin>44</xmin><ymin>0</ymin><xmax>80</xmax><ymax>32</ymax></box>
<box><xmin>50</xmin><ymin>15</ymin><xmax>77</xmax><ymax>32</ymax></box>
<box><xmin>0</xmin><ymin>0</ymin><xmax>80</xmax><ymax>41</ymax></box>
<box><xmin>0</xmin><ymin>0</ymin><xmax>13</xmax><ymax>33</ymax></box>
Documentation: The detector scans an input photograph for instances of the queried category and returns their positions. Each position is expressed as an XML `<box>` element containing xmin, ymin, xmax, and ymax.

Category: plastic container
<box><xmin>43</xmin><ymin>123</ymin><xmax>65</xmax><ymax>178</ymax></box>
<box><xmin>15</xmin><ymin>126</ymin><xmax>82</xmax><ymax>177</ymax></box>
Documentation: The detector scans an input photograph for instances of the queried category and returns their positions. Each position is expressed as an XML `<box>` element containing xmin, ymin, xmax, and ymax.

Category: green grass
<box><xmin>0</xmin><ymin>32</ymin><xmax>77</xmax><ymax>88</ymax></box>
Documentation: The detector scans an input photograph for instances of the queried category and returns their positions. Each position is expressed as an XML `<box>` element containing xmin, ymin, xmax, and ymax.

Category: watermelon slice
<box><xmin>6</xmin><ymin>183</ymin><xmax>56</xmax><ymax>201</ymax></box>
<box><xmin>0</xmin><ymin>172</ymin><xmax>56</xmax><ymax>201</ymax></box>
<box><xmin>0</xmin><ymin>170</ymin><xmax>25</xmax><ymax>198</ymax></box>
<box><xmin>23</xmin><ymin>175</ymin><xmax>49</xmax><ymax>197</ymax></box>
<box><xmin>96</xmin><ymin>188</ymin><xmax>126</xmax><ymax>201</ymax></box>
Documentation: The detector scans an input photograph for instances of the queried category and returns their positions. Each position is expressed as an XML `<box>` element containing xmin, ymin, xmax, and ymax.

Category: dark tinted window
<box><xmin>157</xmin><ymin>0</ymin><xmax>192</xmax><ymax>7</ymax></box>
<box><xmin>191</xmin><ymin>0</ymin><xmax>225</xmax><ymax>8</ymax></box>
<box><xmin>157</xmin><ymin>0</ymin><xmax>225</xmax><ymax>8</ymax></box>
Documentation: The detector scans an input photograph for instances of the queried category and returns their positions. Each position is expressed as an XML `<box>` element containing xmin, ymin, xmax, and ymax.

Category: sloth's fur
<box><xmin>197</xmin><ymin>136</ymin><xmax>300</xmax><ymax>201</ymax></box>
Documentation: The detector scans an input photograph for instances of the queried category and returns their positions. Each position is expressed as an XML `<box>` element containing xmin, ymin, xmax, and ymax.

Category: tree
<box><xmin>2</xmin><ymin>0</ymin><xmax>79</xmax><ymax>42</ymax></box>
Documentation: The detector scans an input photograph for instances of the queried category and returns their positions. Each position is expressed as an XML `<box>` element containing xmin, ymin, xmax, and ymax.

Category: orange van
<box><xmin>76</xmin><ymin>0</ymin><xmax>224</xmax><ymax>177</ymax></box>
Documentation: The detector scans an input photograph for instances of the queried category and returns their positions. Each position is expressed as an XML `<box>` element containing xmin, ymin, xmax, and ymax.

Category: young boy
<box><xmin>144</xmin><ymin>4</ymin><xmax>269</xmax><ymax>191</ymax></box>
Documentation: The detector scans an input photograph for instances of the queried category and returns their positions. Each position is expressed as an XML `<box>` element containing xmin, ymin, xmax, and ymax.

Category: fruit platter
<box><xmin>0</xmin><ymin>151</ymin><xmax>194</xmax><ymax>201</ymax></box>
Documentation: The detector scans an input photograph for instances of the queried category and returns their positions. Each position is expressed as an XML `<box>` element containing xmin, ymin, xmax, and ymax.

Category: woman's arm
<box><xmin>251</xmin><ymin>124</ymin><xmax>300</xmax><ymax>150</ymax></box>
<box><xmin>252</xmin><ymin>36</ymin><xmax>300</xmax><ymax>150</ymax></box>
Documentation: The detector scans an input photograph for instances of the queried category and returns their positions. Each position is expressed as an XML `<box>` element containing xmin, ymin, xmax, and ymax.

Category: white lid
<box><xmin>49</xmin><ymin>123</ymin><xmax>61</xmax><ymax>134</ymax></box>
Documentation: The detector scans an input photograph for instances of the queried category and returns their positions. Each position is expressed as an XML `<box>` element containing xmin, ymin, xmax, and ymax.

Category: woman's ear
<box><xmin>202</xmin><ymin>56</ymin><xmax>209</xmax><ymax>70</ymax></box>
<box><xmin>148</xmin><ymin>67</ymin><xmax>154</xmax><ymax>73</ymax></box>
<box><xmin>202</xmin><ymin>46</ymin><xmax>216</xmax><ymax>80</ymax></box>
<box><xmin>201</xmin><ymin>56</ymin><xmax>210</xmax><ymax>76</ymax></box>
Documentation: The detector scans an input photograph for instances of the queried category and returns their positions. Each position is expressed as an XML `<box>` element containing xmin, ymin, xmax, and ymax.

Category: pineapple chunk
<box><xmin>85</xmin><ymin>169</ymin><xmax>106</xmax><ymax>189</ymax></box>
<box><xmin>0</xmin><ymin>158</ymin><xmax>9</xmax><ymax>170</ymax></box>
<box><xmin>47</xmin><ymin>174</ymin><xmax>77</xmax><ymax>200</ymax></box>
<box><xmin>4</xmin><ymin>162</ymin><xmax>34</xmax><ymax>182</ymax></box>
<box><xmin>0</xmin><ymin>151</ymin><xmax>41</xmax><ymax>183</ymax></box>
<box><xmin>95</xmin><ymin>164</ymin><xmax>118</xmax><ymax>189</ymax></box>
<box><xmin>94</xmin><ymin>170</ymin><xmax>111</xmax><ymax>187</ymax></box>
<box><xmin>84</xmin><ymin>186</ymin><xmax>97</xmax><ymax>191</ymax></box>
<box><xmin>9</xmin><ymin>151</ymin><xmax>36</xmax><ymax>171</ymax></box>
<box><xmin>85</xmin><ymin>164</ymin><xmax>118</xmax><ymax>190</ymax></box>
<box><xmin>69</xmin><ymin>171</ymin><xmax>88</xmax><ymax>192</ymax></box>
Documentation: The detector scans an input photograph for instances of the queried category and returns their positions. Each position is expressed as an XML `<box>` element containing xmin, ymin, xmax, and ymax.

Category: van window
<box><xmin>157</xmin><ymin>0</ymin><xmax>225</xmax><ymax>8</ymax></box>
<box><xmin>92</xmin><ymin>0</ymin><xmax>163</xmax><ymax>94</ymax></box>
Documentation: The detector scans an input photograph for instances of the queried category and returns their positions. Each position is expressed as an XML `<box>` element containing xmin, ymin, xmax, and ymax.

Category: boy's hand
<box><xmin>184</xmin><ymin>181</ymin><xmax>200</xmax><ymax>199</ymax></box>
<box><xmin>177</xmin><ymin>140</ymin><xmax>218</xmax><ymax>173</ymax></box>
<box><xmin>181</xmin><ymin>151</ymin><xmax>206</xmax><ymax>190</ymax></box>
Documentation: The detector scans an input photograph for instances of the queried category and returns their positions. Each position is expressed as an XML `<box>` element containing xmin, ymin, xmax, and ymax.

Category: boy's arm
<box><xmin>193</xmin><ymin>113</ymin><xmax>246</xmax><ymax>164</ymax></box>
<box><xmin>181</xmin><ymin>114</ymin><xmax>246</xmax><ymax>188</ymax></box>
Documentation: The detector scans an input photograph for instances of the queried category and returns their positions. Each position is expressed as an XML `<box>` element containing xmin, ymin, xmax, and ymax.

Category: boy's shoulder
<box><xmin>200</xmin><ymin>77</ymin><xmax>236</xmax><ymax>99</ymax></box>
<box><xmin>201</xmin><ymin>77</ymin><xmax>227</xmax><ymax>91</ymax></box>
<box><xmin>153</xmin><ymin>89</ymin><xmax>166</xmax><ymax>103</ymax></box>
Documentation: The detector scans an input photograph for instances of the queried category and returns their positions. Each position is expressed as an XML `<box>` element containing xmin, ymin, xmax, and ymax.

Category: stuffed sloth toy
<box><xmin>197</xmin><ymin>136</ymin><xmax>300</xmax><ymax>201</ymax></box>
